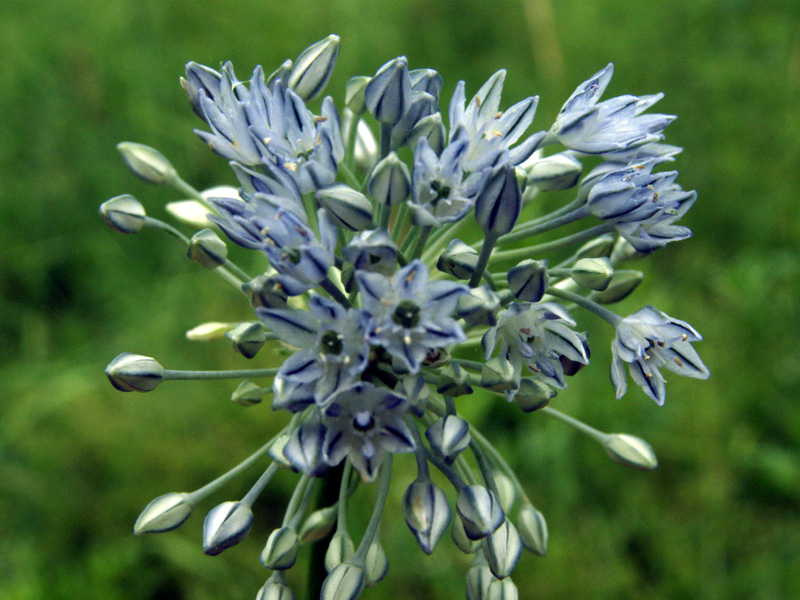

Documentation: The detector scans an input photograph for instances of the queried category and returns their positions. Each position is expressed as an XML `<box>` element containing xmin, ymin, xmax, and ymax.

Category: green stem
<box><xmin>391</xmin><ymin>201</ymin><xmax>409</xmax><ymax>243</ymax></box>
<box><xmin>490</xmin><ymin>205</ymin><xmax>589</xmax><ymax>248</ymax></box>
<box><xmin>469</xmin><ymin>232</ymin><xmax>499</xmax><ymax>287</ymax></box>
<box><xmin>409</xmin><ymin>225</ymin><xmax>433</xmax><ymax>261</ymax></box>
<box><xmin>489</xmin><ymin>223</ymin><xmax>614</xmax><ymax>264</ymax></box>
<box><xmin>170</xmin><ymin>176</ymin><xmax>216</xmax><ymax>212</ymax></box>
<box><xmin>320</xmin><ymin>277</ymin><xmax>351</xmax><ymax>308</ymax></box>
<box><xmin>282</xmin><ymin>476</ymin><xmax>311</xmax><ymax>527</ymax></box>
<box><xmin>352</xmin><ymin>455</ymin><xmax>393</xmax><ymax>564</ymax></box>
<box><xmin>379</xmin><ymin>203</ymin><xmax>392</xmax><ymax>230</ymax></box>
<box><xmin>421</xmin><ymin>217</ymin><xmax>472</xmax><ymax>265</ymax></box>
<box><xmin>335</xmin><ymin>460</ymin><xmax>353</xmax><ymax>533</ymax></box>
<box><xmin>540</xmin><ymin>406</ymin><xmax>610</xmax><ymax>444</ymax></box>
<box><xmin>303</xmin><ymin>193</ymin><xmax>319</xmax><ymax>238</ymax></box>
<box><xmin>162</xmin><ymin>367</ymin><xmax>279</xmax><ymax>381</ymax></box>
<box><xmin>240</xmin><ymin>462</ymin><xmax>281</xmax><ymax>507</ymax></box>
<box><xmin>287</xmin><ymin>478</ymin><xmax>319</xmax><ymax>529</ymax></box>
<box><xmin>544</xmin><ymin>287</ymin><xmax>621</xmax><ymax>326</ymax></box>
<box><xmin>379</xmin><ymin>122</ymin><xmax>392</xmax><ymax>160</ymax></box>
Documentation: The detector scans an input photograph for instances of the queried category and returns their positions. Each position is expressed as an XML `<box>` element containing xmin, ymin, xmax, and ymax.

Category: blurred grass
<box><xmin>1</xmin><ymin>0</ymin><xmax>799</xmax><ymax>599</ymax></box>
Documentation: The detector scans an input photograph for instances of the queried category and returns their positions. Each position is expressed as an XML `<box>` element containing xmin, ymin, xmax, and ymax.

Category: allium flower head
<box><xmin>611</xmin><ymin>306</ymin><xmax>709</xmax><ymax>405</ymax></box>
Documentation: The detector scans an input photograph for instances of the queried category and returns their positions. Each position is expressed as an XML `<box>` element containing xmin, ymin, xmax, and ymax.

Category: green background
<box><xmin>1</xmin><ymin>0</ymin><xmax>799</xmax><ymax>598</ymax></box>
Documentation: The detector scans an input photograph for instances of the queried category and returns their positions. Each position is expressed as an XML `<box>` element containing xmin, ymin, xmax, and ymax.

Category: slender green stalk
<box><xmin>390</xmin><ymin>201</ymin><xmax>409</xmax><ymax>243</ymax></box>
<box><xmin>282</xmin><ymin>476</ymin><xmax>311</xmax><ymax>527</ymax></box>
<box><xmin>421</xmin><ymin>217</ymin><xmax>472</xmax><ymax>265</ymax></box>
<box><xmin>489</xmin><ymin>223</ymin><xmax>614</xmax><ymax>264</ymax></box>
<box><xmin>490</xmin><ymin>205</ymin><xmax>589</xmax><ymax>248</ymax></box>
<box><xmin>162</xmin><ymin>367</ymin><xmax>279</xmax><ymax>381</ymax></box>
<box><xmin>287</xmin><ymin>478</ymin><xmax>319</xmax><ymax>529</ymax></box>
<box><xmin>544</xmin><ymin>287</ymin><xmax>621</xmax><ymax>326</ymax></box>
<box><xmin>352</xmin><ymin>455</ymin><xmax>393</xmax><ymax>564</ymax></box>
<box><xmin>169</xmin><ymin>176</ymin><xmax>216</xmax><ymax>212</ymax></box>
<box><xmin>540</xmin><ymin>406</ymin><xmax>610</xmax><ymax>444</ymax></box>
<box><xmin>409</xmin><ymin>225</ymin><xmax>433</xmax><ymax>260</ymax></box>
<box><xmin>405</xmin><ymin>416</ymin><xmax>431</xmax><ymax>479</ymax></box>
<box><xmin>335</xmin><ymin>460</ymin><xmax>353</xmax><ymax>533</ymax></box>
<box><xmin>240</xmin><ymin>462</ymin><xmax>281</xmax><ymax>507</ymax></box>
<box><xmin>303</xmin><ymin>193</ymin><xmax>319</xmax><ymax>237</ymax></box>
<box><xmin>379</xmin><ymin>122</ymin><xmax>392</xmax><ymax>160</ymax></box>
<box><xmin>379</xmin><ymin>203</ymin><xmax>392</xmax><ymax>230</ymax></box>
<box><xmin>469</xmin><ymin>232</ymin><xmax>499</xmax><ymax>287</ymax></box>
<box><xmin>320</xmin><ymin>277</ymin><xmax>352</xmax><ymax>308</ymax></box>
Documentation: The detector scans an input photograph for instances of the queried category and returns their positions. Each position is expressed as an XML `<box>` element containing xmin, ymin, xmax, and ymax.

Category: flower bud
<box><xmin>610</xmin><ymin>236</ymin><xmax>647</xmax><ymax>263</ymax></box>
<box><xmin>325</xmin><ymin>532</ymin><xmax>356</xmax><ymax>572</ymax></box>
<box><xmin>466</xmin><ymin>556</ymin><xmax>494</xmax><ymax>600</ymax></box>
<box><xmin>230</xmin><ymin>380</ymin><xmax>266</xmax><ymax>406</ymax></box>
<box><xmin>512</xmin><ymin>378</ymin><xmax>555</xmax><ymax>412</ymax></box>
<box><xmin>560</xmin><ymin>332</ymin><xmax>590</xmax><ymax>377</ymax></box>
<box><xmin>457</xmin><ymin>285</ymin><xmax>501</xmax><ymax>328</ymax></box>
<box><xmin>437</xmin><ymin>239</ymin><xmax>479</xmax><ymax>280</ymax></box>
<box><xmin>592</xmin><ymin>271</ymin><xmax>644</xmax><ymax>304</ymax></box>
<box><xmin>452</xmin><ymin>514</ymin><xmax>481</xmax><ymax>554</ymax></box>
<box><xmin>105</xmin><ymin>353</ymin><xmax>164</xmax><ymax>392</ymax></box>
<box><xmin>298</xmin><ymin>506</ymin><xmax>337</xmax><ymax>544</ymax></box>
<box><xmin>133</xmin><ymin>492</ymin><xmax>193</xmax><ymax>534</ymax></box>
<box><xmin>426</xmin><ymin>415</ymin><xmax>471</xmax><ymax>465</ymax></box>
<box><xmin>320</xmin><ymin>562</ymin><xmax>366</xmax><ymax>600</ymax></box>
<box><xmin>402</xmin><ymin>478</ymin><xmax>451</xmax><ymax>554</ymax></box>
<box><xmin>482</xmin><ymin>519</ymin><xmax>522</xmax><ymax>579</ymax></box>
<box><xmin>571</xmin><ymin>257</ymin><xmax>613</xmax><ymax>291</ymax></box>
<box><xmin>117</xmin><ymin>142</ymin><xmax>177</xmax><ymax>185</ymax></box>
<box><xmin>227</xmin><ymin>321</ymin><xmax>266</xmax><ymax>359</ymax></box>
<box><xmin>256</xmin><ymin>576</ymin><xmax>295</xmax><ymax>600</ymax></box>
<box><xmin>475</xmin><ymin>166</ymin><xmax>522</xmax><ymax>236</ymax></box>
<box><xmin>487</xmin><ymin>578</ymin><xmax>519</xmax><ymax>600</ymax></box>
<box><xmin>342</xmin><ymin>228</ymin><xmax>398</xmax><ymax>276</ymax></box>
<box><xmin>187</xmin><ymin>228</ymin><xmax>228</xmax><ymax>269</ymax></box>
<box><xmin>516</xmin><ymin>503</ymin><xmax>548</xmax><ymax>556</ymax></box>
<box><xmin>243</xmin><ymin>275</ymin><xmax>290</xmax><ymax>310</ymax></box>
<box><xmin>185</xmin><ymin>321</ymin><xmax>234</xmax><ymax>341</ymax></box>
<box><xmin>367</xmin><ymin>152</ymin><xmax>410</xmax><ymax>206</ymax></box>
<box><xmin>457</xmin><ymin>485</ymin><xmax>505</xmax><ymax>541</ymax></box>
<box><xmin>493</xmin><ymin>473</ymin><xmax>516</xmax><ymax>514</ymax></box>
<box><xmin>315</xmin><ymin>184</ymin><xmax>375</xmax><ymax>231</ymax></box>
<box><xmin>365</xmin><ymin>57</ymin><xmax>412</xmax><ymax>124</ymax></box>
<box><xmin>603</xmin><ymin>433</ymin><xmax>658</xmax><ymax>470</ymax></box>
<box><xmin>266</xmin><ymin>59</ymin><xmax>293</xmax><ymax>88</ymax></box>
<box><xmin>99</xmin><ymin>195</ymin><xmax>146</xmax><ymax>234</ymax></box>
<box><xmin>282</xmin><ymin>420</ymin><xmax>329</xmax><ymax>477</ymax></box>
<box><xmin>261</xmin><ymin>526</ymin><xmax>299</xmax><ymax>570</ymax></box>
<box><xmin>268</xmin><ymin>433</ymin><xmax>295</xmax><ymax>469</ymax></box>
<box><xmin>407</xmin><ymin>112</ymin><xmax>446</xmax><ymax>155</ymax></box>
<box><xmin>507</xmin><ymin>259</ymin><xmax>549</xmax><ymax>302</ymax></box>
<box><xmin>364</xmin><ymin>542</ymin><xmax>389</xmax><ymax>586</ymax></box>
<box><xmin>165</xmin><ymin>200</ymin><xmax>213</xmax><ymax>229</ymax></box>
<box><xmin>481</xmin><ymin>357</ymin><xmax>518</xmax><ymax>393</ymax></box>
<box><xmin>436</xmin><ymin>362</ymin><xmax>473</xmax><ymax>397</ymax></box>
<box><xmin>397</xmin><ymin>375</ymin><xmax>429</xmax><ymax>417</ymax></box>
<box><xmin>345</xmin><ymin>76</ymin><xmax>370</xmax><ymax>114</ymax></box>
<box><xmin>202</xmin><ymin>501</ymin><xmax>254</xmax><ymax>556</ymax></box>
<box><xmin>523</xmin><ymin>152</ymin><xmax>582</xmax><ymax>192</ymax></box>
<box><xmin>575</xmin><ymin>234</ymin><xmax>615</xmax><ymax>260</ymax></box>
<box><xmin>288</xmin><ymin>34</ymin><xmax>340</xmax><ymax>101</ymax></box>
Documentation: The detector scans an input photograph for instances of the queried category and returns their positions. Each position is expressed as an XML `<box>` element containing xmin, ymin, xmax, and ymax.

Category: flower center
<box><xmin>392</xmin><ymin>300</ymin><xmax>421</xmax><ymax>328</ymax></box>
<box><xmin>430</xmin><ymin>180</ymin><xmax>451</xmax><ymax>206</ymax></box>
<box><xmin>320</xmin><ymin>330</ymin><xmax>344</xmax><ymax>355</ymax></box>
<box><xmin>352</xmin><ymin>410</ymin><xmax>375</xmax><ymax>432</ymax></box>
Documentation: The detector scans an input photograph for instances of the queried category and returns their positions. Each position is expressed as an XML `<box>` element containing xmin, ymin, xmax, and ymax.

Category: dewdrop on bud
<box><xmin>603</xmin><ymin>433</ymin><xmax>658</xmax><ymax>471</ymax></box>
<box><xmin>116</xmin><ymin>142</ymin><xmax>177</xmax><ymax>185</ymax></box>
<box><xmin>515</xmin><ymin>503</ymin><xmax>548</xmax><ymax>555</ymax></box>
<box><xmin>571</xmin><ymin>257</ymin><xmax>614</xmax><ymax>291</ymax></box>
<box><xmin>260</xmin><ymin>526</ymin><xmax>299</xmax><ymax>570</ymax></box>
<box><xmin>99</xmin><ymin>195</ymin><xmax>146</xmax><ymax>234</ymax></box>
<box><xmin>187</xmin><ymin>228</ymin><xmax>228</xmax><ymax>269</ymax></box>
<box><xmin>105</xmin><ymin>353</ymin><xmax>164</xmax><ymax>392</ymax></box>
<box><xmin>133</xmin><ymin>492</ymin><xmax>194</xmax><ymax>534</ymax></box>
<box><xmin>325</xmin><ymin>532</ymin><xmax>356</xmax><ymax>572</ymax></box>
<box><xmin>202</xmin><ymin>501</ymin><xmax>254</xmax><ymax>556</ymax></box>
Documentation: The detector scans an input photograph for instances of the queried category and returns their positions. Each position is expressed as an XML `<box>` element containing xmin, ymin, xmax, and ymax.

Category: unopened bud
<box><xmin>325</xmin><ymin>532</ymin><xmax>355</xmax><ymax>572</ymax></box>
<box><xmin>452</xmin><ymin>514</ymin><xmax>481</xmax><ymax>554</ymax></box>
<box><xmin>256</xmin><ymin>575</ymin><xmax>295</xmax><ymax>600</ymax></box>
<box><xmin>186</xmin><ymin>321</ymin><xmax>234</xmax><ymax>341</ymax></box>
<box><xmin>481</xmin><ymin>357</ymin><xmax>518</xmax><ymax>393</ymax></box>
<box><xmin>610</xmin><ymin>236</ymin><xmax>646</xmax><ymax>263</ymax></box>
<box><xmin>202</xmin><ymin>501</ymin><xmax>254</xmax><ymax>556</ymax></box>
<box><xmin>99</xmin><ymin>195</ymin><xmax>146</xmax><ymax>234</ymax></box>
<box><xmin>475</xmin><ymin>166</ymin><xmax>522</xmax><ymax>236</ymax></box>
<box><xmin>188</xmin><ymin>228</ymin><xmax>227</xmax><ymax>269</ymax></box>
<box><xmin>397</xmin><ymin>375</ymin><xmax>429</xmax><ymax>417</ymax></box>
<box><xmin>228</xmin><ymin>321</ymin><xmax>266</xmax><ymax>359</ymax></box>
<box><xmin>516</xmin><ymin>503</ymin><xmax>548</xmax><ymax>556</ymax></box>
<box><xmin>365</xmin><ymin>57</ymin><xmax>412</xmax><ymax>124</ymax></box>
<box><xmin>426</xmin><ymin>415</ymin><xmax>471</xmax><ymax>465</ymax></box>
<box><xmin>407</xmin><ymin>112</ymin><xmax>446</xmax><ymax>155</ymax></box>
<box><xmin>575</xmin><ymin>234</ymin><xmax>615</xmax><ymax>260</ymax></box>
<box><xmin>457</xmin><ymin>485</ymin><xmax>505</xmax><ymax>541</ymax></box>
<box><xmin>133</xmin><ymin>492</ymin><xmax>193</xmax><ymax>534</ymax></box>
<box><xmin>513</xmin><ymin>378</ymin><xmax>555</xmax><ymax>412</ymax></box>
<box><xmin>482</xmin><ymin>519</ymin><xmax>522</xmax><ymax>579</ymax></box>
<box><xmin>524</xmin><ymin>152</ymin><xmax>582</xmax><ymax>192</ymax></box>
<box><xmin>487</xmin><ymin>578</ymin><xmax>519</xmax><ymax>600</ymax></box>
<box><xmin>268</xmin><ymin>433</ymin><xmax>295</xmax><ymax>469</ymax></box>
<box><xmin>165</xmin><ymin>200</ymin><xmax>213</xmax><ymax>229</ymax></box>
<box><xmin>288</xmin><ymin>34</ymin><xmax>340</xmax><ymax>101</ymax></box>
<box><xmin>571</xmin><ymin>257</ymin><xmax>613</xmax><ymax>291</ymax></box>
<box><xmin>592</xmin><ymin>271</ymin><xmax>644</xmax><ymax>304</ymax></box>
<box><xmin>298</xmin><ymin>506</ymin><xmax>337</xmax><ymax>544</ymax></box>
<box><xmin>230</xmin><ymin>380</ymin><xmax>266</xmax><ymax>406</ymax></box>
<box><xmin>466</xmin><ymin>555</ymin><xmax>494</xmax><ymax>600</ymax></box>
<box><xmin>316</xmin><ymin>184</ymin><xmax>375</xmax><ymax>231</ymax></box>
<box><xmin>345</xmin><ymin>77</ymin><xmax>370</xmax><ymax>114</ymax></box>
<box><xmin>507</xmin><ymin>259</ymin><xmax>549</xmax><ymax>302</ymax></box>
<box><xmin>437</xmin><ymin>239</ymin><xmax>478</xmax><ymax>280</ymax></box>
<box><xmin>320</xmin><ymin>562</ymin><xmax>366</xmax><ymax>600</ymax></box>
<box><xmin>261</xmin><ymin>526</ymin><xmax>299</xmax><ymax>570</ymax></box>
<box><xmin>243</xmin><ymin>275</ymin><xmax>290</xmax><ymax>310</ymax></box>
<box><xmin>117</xmin><ymin>142</ymin><xmax>177</xmax><ymax>185</ymax></box>
<box><xmin>368</xmin><ymin>152</ymin><xmax>410</xmax><ymax>206</ymax></box>
<box><xmin>493</xmin><ymin>473</ymin><xmax>516</xmax><ymax>513</ymax></box>
<box><xmin>105</xmin><ymin>353</ymin><xmax>164</xmax><ymax>392</ymax></box>
<box><xmin>436</xmin><ymin>362</ymin><xmax>473</xmax><ymax>397</ymax></box>
<box><xmin>364</xmin><ymin>542</ymin><xmax>389</xmax><ymax>586</ymax></box>
<box><xmin>457</xmin><ymin>285</ymin><xmax>501</xmax><ymax>328</ymax></box>
<box><xmin>603</xmin><ymin>433</ymin><xmax>658</xmax><ymax>470</ymax></box>
<box><xmin>402</xmin><ymin>478</ymin><xmax>451</xmax><ymax>554</ymax></box>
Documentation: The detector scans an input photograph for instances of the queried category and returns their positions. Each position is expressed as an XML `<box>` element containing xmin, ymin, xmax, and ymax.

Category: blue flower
<box><xmin>448</xmin><ymin>70</ymin><xmax>545</xmax><ymax>172</ymax></box>
<box><xmin>482</xmin><ymin>302</ymin><xmax>588</xmax><ymax>400</ymax></box>
<box><xmin>356</xmin><ymin>260</ymin><xmax>467</xmax><ymax>373</ymax></box>
<box><xmin>611</xmin><ymin>306</ymin><xmax>709</xmax><ymax>405</ymax></box>
<box><xmin>409</xmin><ymin>129</ymin><xmax>489</xmax><ymax>227</ymax></box>
<box><xmin>258</xmin><ymin>295</ymin><xmax>373</xmax><ymax>410</ymax></box>
<box><xmin>322</xmin><ymin>382</ymin><xmax>416</xmax><ymax>481</ymax></box>
<box><xmin>210</xmin><ymin>194</ymin><xmax>337</xmax><ymax>295</ymax></box>
<box><xmin>552</xmin><ymin>64</ymin><xmax>674</xmax><ymax>154</ymax></box>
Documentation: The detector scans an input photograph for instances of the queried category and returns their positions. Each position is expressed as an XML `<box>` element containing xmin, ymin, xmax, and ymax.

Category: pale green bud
<box><xmin>437</xmin><ymin>239</ymin><xmax>479</xmax><ymax>280</ymax></box>
<box><xmin>571</xmin><ymin>257</ymin><xmax>614</xmax><ymax>291</ymax></box>
<box><xmin>345</xmin><ymin>77</ymin><xmax>370</xmax><ymax>114</ymax></box>
<box><xmin>603</xmin><ymin>433</ymin><xmax>658</xmax><ymax>470</ymax></box>
<box><xmin>487</xmin><ymin>578</ymin><xmax>519</xmax><ymax>600</ymax></box>
<box><xmin>227</xmin><ymin>321</ymin><xmax>266</xmax><ymax>359</ymax></box>
<box><xmin>298</xmin><ymin>506</ymin><xmax>338</xmax><ymax>544</ymax></box>
<box><xmin>368</xmin><ymin>152</ymin><xmax>410</xmax><ymax>206</ymax></box>
<box><xmin>493</xmin><ymin>473</ymin><xmax>516</xmax><ymax>514</ymax></box>
<box><xmin>592</xmin><ymin>271</ymin><xmax>644</xmax><ymax>304</ymax></box>
<box><xmin>268</xmin><ymin>434</ymin><xmax>294</xmax><ymax>469</ymax></box>
<box><xmin>260</xmin><ymin>526</ymin><xmax>299</xmax><ymax>570</ymax></box>
<box><xmin>187</xmin><ymin>228</ymin><xmax>227</xmax><ymax>269</ymax></box>
<box><xmin>610</xmin><ymin>236</ymin><xmax>646</xmax><ymax>263</ymax></box>
<box><xmin>133</xmin><ymin>492</ymin><xmax>193</xmax><ymax>534</ymax></box>
<box><xmin>105</xmin><ymin>353</ymin><xmax>164</xmax><ymax>392</ymax></box>
<box><xmin>185</xmin><ymin>321</ymin><xmax>235</xmax><ymax>341</ymax></box>
<box><xmin>288</xmin><ymin>34</ymin><xmax>340</xmax><ymax>101</ymax></box>
<box><xmin>230</xmin><ymin>380</ymin><xmax>266</xmax><ymax>407</ymax></box>
<box><xmin>452</xmin><ymin>514</ymin><xmax>481</xmax><ymax>554</ymax></box>
<box><xmin>466</xmin><ymin>555</ymin><xmax>494</xmax><ymax>600</ymax></box>
<box><xmin>202</xmin><ymin>501</ymin><xmax>254</xmax><ymax>556</ymax></box>
<box><xmin>325</xmin><ymin>532</ymin><xmax>356</xmax><ymax>573</ymax></box>
<box><xmin>117</xmin><ymin>142</ymin><xmax>177</xmax><ymax>185</ymax></box>
<box><xmin>523</xmin><ymin>152</ymin><xmax>582</xmax><ymax>192</ymax></box>
<box><xmin>165</xmin><ymin>200</ymin><xmax>213</xmax><ymax>229</ymax></box>
<box><xmin>99</xmin><ymin>195</ymin><xmax>146</xmax><ymax>234</ymax></box>
<box><xmin>515</xmin><ymin>503</ymin><xmax>548</xmax><ymax>556</ymax></box>
<box><xmin>512</xmin><ymin>378</ymin><xmax>555</xmax><ymax>413</ymax></box>
<box><xmin>481</xmin><ymin>356</ymin><xmax>518</xmax><ymax>393</ymax></box>
<box><xmin>436</xmin><ymin>362</ymin><xmax>473</xmax><ymax>397</ymax></box>
<box><xmin>482</xmin><ymin>519</ymin><xmax>522</xmax><ymax>579</ymax></box>
<box><xmin>407</xmin><ymin>112</ymin><xmax>446</xmax><ymax>155</ymax></box>
<box><xmin>320</xmin><ymin>562</ymin><xmax>366</xmax><ymax>600</ymax></box>
<box><xmin>315</xmin><ymin>184</ymin><xmax>375</xmax><ymax>231</ymax></box>
<box><xmin>507</xmin><ymin>259</ymin><xmax>549</xmax><ymax>303</ymax></box>
<box><xmin>575</xmin><ymin>234</ymin><xmax>615</xmax><ymax>259</ymax></box>
<box><xmin>457</xmin><ymin>485</ymin><xmax>505</xmax><ymax>541</ymax></box>
<box><xmin>364</xmin><ymin>542</ymin><xmax>389</xmax><ymax>586</ymax></box>
<box><xmin>256</xmin><ymin>577</ymin><xmax>295</xmax><ymax>600</ymax></box>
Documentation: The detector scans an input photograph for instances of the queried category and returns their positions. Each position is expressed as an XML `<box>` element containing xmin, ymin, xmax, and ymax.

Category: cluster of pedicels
<box><xmin>101</xmin><ymin>35</ymin><xmax>709</xmax><ymax>600</ymax></box>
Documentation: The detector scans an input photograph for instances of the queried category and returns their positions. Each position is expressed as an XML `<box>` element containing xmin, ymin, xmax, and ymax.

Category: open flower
<box><xmin>611</xmin><ymin>306</ymin><xmax>709</xmax><ymax>405</ymax></box>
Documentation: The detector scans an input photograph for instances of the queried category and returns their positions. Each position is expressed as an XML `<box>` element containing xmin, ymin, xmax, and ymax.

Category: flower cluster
<box><xmin>102</xmin><ymin>35</ymin><xmax>708</xmax><ymax>600</ymax></box>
